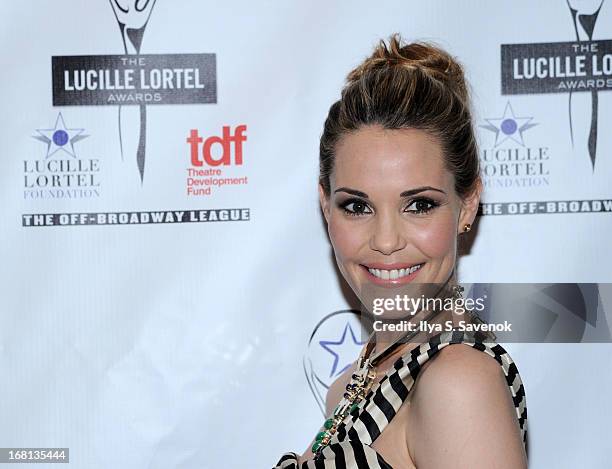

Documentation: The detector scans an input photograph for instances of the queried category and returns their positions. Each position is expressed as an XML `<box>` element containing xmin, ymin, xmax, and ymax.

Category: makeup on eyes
<box><xmin>337</xmin><ymin>196</ymin><xmax>442</xmax><ymax>217</ymax></box>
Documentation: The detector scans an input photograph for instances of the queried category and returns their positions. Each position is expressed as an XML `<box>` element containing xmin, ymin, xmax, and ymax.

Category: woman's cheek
<box><xmin>411</xmin><ymin>216</ymin><xmax>456</xmax><ymax>259</ymax></box>
<box><xmin>329</xmin><ymin>218</ymin><xmax>366</xmax><ymax>271</ymax></box>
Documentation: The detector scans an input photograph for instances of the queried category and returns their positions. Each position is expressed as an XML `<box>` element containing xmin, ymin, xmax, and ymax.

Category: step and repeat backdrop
<box><xmin>1</xmin><ymin>1</ymin><xmax>611</xmax><ymax>468</ymax></box>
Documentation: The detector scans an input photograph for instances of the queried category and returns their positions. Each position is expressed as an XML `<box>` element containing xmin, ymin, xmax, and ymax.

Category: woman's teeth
<box><xmin>367</xmin><ymin>264</ymin><xmax>422</xmax><ymax>280</ymax></box>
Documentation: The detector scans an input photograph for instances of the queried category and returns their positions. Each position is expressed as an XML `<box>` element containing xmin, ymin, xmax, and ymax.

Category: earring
<box><xmin>463</xmin><ymin>223</ymin><xmax>471</xmax><ymax>233</ymax></box>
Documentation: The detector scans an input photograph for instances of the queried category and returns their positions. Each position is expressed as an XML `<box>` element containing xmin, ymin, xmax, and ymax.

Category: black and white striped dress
<box><xmin>272</xmin><ymin>329</ymin><xmax>528</xmax><ymax>469</ymax></box>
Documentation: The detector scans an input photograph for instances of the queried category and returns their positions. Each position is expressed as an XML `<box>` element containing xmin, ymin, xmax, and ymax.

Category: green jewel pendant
<box><xmin>311</xmin><ymin>358</ymin><xmax>376</xmax><ymax>455</ymax></box>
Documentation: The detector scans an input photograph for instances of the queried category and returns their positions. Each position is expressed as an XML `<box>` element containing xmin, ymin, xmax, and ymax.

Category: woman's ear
<box><xmin>318</xmin><ymin>184</ymin><xmax>331</xmax><ymax>224</ymax></box>
<box><xmin>458</xmin><ymin>178</ymin><xmax>482</xmax><ymax>234</ymax></box>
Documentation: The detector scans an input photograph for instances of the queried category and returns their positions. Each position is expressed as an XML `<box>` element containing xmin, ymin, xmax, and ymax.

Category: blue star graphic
<box><xmin>480</xmin><ymin>102</ymin><xmax>537</xmax><ymax>147</ymax></box>
<box><xmin>319</xmin><ymin>322</ymin><xmax>367</xmax><ymax>378</ymax></box>
<box><xmin>33</xmin><ymin>113</ymin><xmax>88</xmax><ymax>158</ymax></box>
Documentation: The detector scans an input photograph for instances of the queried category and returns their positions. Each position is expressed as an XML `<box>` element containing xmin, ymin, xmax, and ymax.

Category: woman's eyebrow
<box><xmin>334</xmin><ymin>186</ymin><xmax>446</xmax><ymax>198</ymax></box>
<box><xmin>334</xmin><ymin>187</ymin><xmax>369</xmax><ymax>197</ymax></box>
<box><xmin>400</xmin><ymin>186</ymin><xmax>446</xmax><ymax>196</ymax></box>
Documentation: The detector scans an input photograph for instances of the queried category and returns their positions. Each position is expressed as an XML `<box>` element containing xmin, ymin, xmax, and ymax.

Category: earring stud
<box><xmin>463</xmin><ymin>223</ymin><xmax>471</xmax><ymax>233</ymax></box>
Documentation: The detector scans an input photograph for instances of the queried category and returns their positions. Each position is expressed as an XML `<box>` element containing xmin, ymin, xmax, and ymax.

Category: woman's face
<box><xmin>319</xmin><ymin>125</ymin><xmax>481</xmax><ymax>299</ymax></box>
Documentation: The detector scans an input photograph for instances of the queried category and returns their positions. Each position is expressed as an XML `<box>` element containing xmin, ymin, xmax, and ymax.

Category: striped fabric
<box><xmin>272</xmin><ymin>329</ymin><xmax>528</xmax><ymax>469</ymax></box>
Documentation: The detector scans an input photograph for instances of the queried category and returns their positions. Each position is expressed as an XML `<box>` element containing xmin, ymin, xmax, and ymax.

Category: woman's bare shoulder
<box><xmin>405</xmin><ymin>343</ymin><xmax>527</xmax><ymax>468</ymax></box>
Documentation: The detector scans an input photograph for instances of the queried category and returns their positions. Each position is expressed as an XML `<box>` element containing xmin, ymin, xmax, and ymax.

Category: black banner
<box><xmin>501</xmin><ymin>40</ymin><xmax>612</xmax><ymax>94</ymax></box>
<box><xmin>52</xmin><ymin>53</ymin><xmax>217</xmax><ymax>105</ymax></box>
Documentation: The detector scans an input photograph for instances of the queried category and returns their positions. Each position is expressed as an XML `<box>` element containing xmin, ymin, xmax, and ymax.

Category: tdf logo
<box><xmin>187</xmin><ymin>125</ymin><xmax>247</xmax><ymax>167</ymax></box>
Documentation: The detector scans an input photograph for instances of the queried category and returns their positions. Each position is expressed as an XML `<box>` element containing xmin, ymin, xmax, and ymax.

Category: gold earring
<box><xmin>463</xmin><ymin>223</ymin><xmax>471</xmax><ymax>233</ymax></box>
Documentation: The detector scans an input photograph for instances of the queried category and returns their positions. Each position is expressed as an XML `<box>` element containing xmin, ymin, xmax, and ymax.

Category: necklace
<box><xmin>310</xmin><ymin>284</ymin><xmax>468</xmax><ymax>457</ymax></box>
<box><xmin>309</xmin><ymin>336</ymin><xmax>378</xmax><ymax>455</ymax></box>
<box><xmin>310</xmin><ymin>328</ymin><xmax>421</xmax><ymax>456</ymax></box>
<box><xmin>310</xmin><ymin>310</ymin><xmax>434</xmax><ymax>454</ymax></box>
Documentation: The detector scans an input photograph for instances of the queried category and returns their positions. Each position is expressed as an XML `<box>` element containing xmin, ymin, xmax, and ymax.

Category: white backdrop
<box><xmin>0</xmin><ymin>1</ymin><xmax>611</xmax><ymax>468</ymax></box>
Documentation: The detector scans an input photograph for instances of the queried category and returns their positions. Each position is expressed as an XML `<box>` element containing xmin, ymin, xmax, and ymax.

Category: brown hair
<box><xmin>319</xmin><ymin>33</ymin><xmax>480</xmax><ymax>200</ymax></box>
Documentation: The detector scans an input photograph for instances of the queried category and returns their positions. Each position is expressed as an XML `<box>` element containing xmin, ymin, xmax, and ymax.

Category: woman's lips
<box><xmin>360</xmin><ymin>263</ymin><xmax>424</xmax><ymax>286</ymax></box>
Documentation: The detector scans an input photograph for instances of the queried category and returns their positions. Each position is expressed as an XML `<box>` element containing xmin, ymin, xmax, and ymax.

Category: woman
<box><xmin>273</xmin><ymin>34</ymin><xmax>528</xmax><ymax>469</ymax></box>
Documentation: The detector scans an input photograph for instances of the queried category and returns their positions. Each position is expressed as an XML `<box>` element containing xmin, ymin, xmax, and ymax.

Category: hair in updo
<box><xmin>319</xmin><ymin>33</ymin><xmax>480</xmax><ymax>200</ymax></box>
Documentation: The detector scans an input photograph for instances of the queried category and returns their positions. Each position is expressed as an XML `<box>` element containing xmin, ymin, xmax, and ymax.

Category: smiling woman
<box><xmin>321</xmin><ymin>126</ymin><xmax>466</xmax><ymax>294</ymax></box>
<box><xmin>272</xmin><ymin>34</ymin><xmax>528</xmax><ymax>469</ymax></box>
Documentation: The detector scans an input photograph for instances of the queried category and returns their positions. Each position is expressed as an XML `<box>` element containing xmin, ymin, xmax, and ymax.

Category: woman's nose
<box><xmin>369</xmin><ymin>212</ymin><xmax>407</xmax><ymax>255</ymax></box>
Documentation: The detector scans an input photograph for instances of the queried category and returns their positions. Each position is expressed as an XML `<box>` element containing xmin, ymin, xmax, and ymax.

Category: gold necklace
<box><xmin>309</xmin><ymin>337</ymin><xmax>377</xmax><ymax>455</ymax></box>
<box><xmin>311</xmin><ymin>284</ymin><xmax>466</xmax><ymax>456</ymax></box>
<box><xmin>310</xmin><ymin>317</ymin><xmax>427</xmax><ymax>455</ymax></box>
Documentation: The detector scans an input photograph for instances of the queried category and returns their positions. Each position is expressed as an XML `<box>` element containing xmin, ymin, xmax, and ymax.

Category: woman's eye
<box><xmin>341</xmin><ymin>200</ymin><xmax>372</xmax><ymax>216</ymax></box>
<box><xmin>405</xmin><ymin>198</ymin><xmax>439</xmax><ymax>214</ymax></box>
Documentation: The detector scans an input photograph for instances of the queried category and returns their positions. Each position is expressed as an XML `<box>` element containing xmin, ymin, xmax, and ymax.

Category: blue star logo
<box><xmin>480</xmin><ymin>102</ymin><xmax>537</xmax><ymax>147</ymax></box>
<box><xmin>319</xmin><ymin>322</ymin><xmax>367</xmax><ymax>378</ymax></box>
<box><xmin>33</xmin><ymin>113</ymin><xmax>88</xmax><ymax>158</ymax></box>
